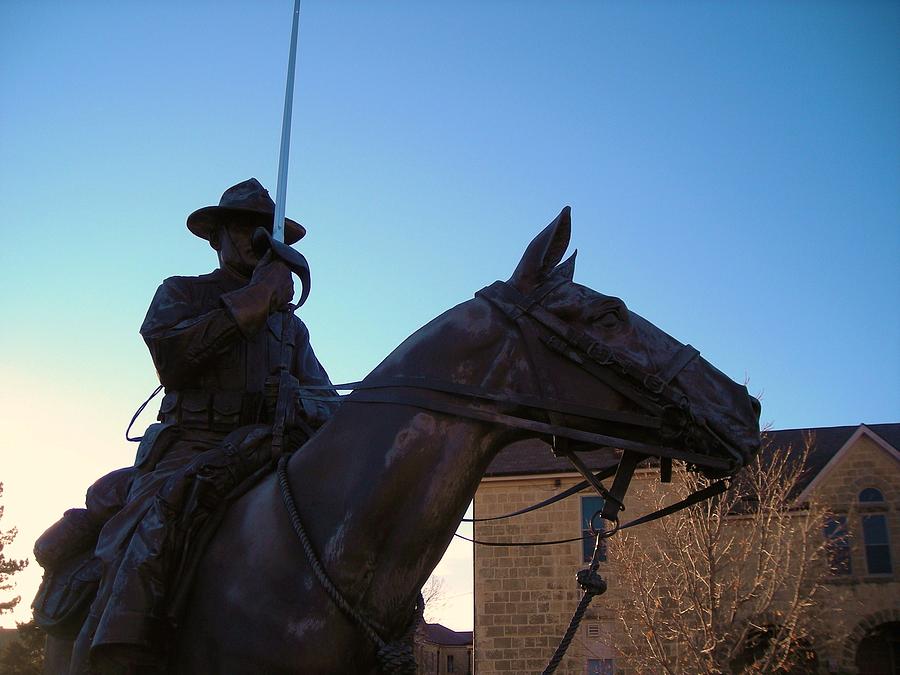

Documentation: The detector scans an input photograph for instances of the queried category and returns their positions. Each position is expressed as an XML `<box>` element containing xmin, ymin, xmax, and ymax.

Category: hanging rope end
<box><xmin>576</xmin><ymin>568</ymin><xmax>607</xmax><ymax>597</ymax></box>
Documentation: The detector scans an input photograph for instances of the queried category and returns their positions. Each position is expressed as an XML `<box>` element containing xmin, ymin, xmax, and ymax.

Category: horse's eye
<box><xmin>597</xmin><ymin>311</ymin><xmax>619</xmax><ymax>328</ymax></box>
<box><xmin>586</xmin><ymin>298</ymin><xmax>627</xmax><ymax>328</ymax></box>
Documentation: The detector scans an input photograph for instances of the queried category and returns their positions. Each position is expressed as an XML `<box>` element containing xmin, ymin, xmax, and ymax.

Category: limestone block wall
<box><xmin>416</xmin><ymin>643</ymin><xmax>473</xmax><ymax>675</ymax></box>
<box><xmin>474</xmin><ymin>471</ymin><xmax>672</xmax><ymax>674</ymax></box>
<box><xmin>805</xmin><ymin>433</ymin><xmax>900</xmax><ymax>672</ymax></box>
<box><xmin>473</xmin><ymin>430</ymin><xmax>900</xmax><ymax>674</ymax></box>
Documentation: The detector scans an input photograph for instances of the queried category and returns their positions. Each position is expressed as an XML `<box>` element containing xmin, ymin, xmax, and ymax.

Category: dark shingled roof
<box><xmin>485</xmin><ymin>423</ymin><xmax>900</xmax><ymax>493</ymax></box>
<box><xmin>485</xmin><ymin>439</ymin><xmax>622</xmax><ymax>477</ymax></box>
<box><xmin>420</xmin><ymin>622</ymin><xmax>473</xmax><ymax>646</ymax></box>
<box><xmin>761</xmin><ymin>423</ymin><xmax>900</xmax><ymax>482</ymax></box>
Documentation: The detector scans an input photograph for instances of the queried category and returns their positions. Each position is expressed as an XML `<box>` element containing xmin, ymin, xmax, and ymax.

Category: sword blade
<box><xmin>273</xmin><ymin>0</ymin><xmax>302</xmax><ymax>243</ymax></box>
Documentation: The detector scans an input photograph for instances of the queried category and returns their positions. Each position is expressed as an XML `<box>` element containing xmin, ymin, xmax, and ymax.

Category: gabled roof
<box><xmin>795</xmin><ymin>423</ymin><xmax>900</xmax><ymax>501</ymax></box>
<box><xmin>484</xmin><ymin>423</ymin><xmax>900</xmax><ymax>493</ymax></box>
<box><xmin>419</xmin><ymin>622</ymin><xmax>473</xmax><ymax>646</ymax></box>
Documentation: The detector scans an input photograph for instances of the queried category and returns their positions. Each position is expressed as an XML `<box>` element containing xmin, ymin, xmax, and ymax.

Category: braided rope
<box><xmin>277</xmin><ymin>456</ymin><xmax>385</xmax><ymax>646</ymax></box>
<box><xmin>276</xmin><ymin>456</ymin><xmax>421</xmax><ymax>673</ymax></box>
<box><xmin>542</xmin><ymin>533</ymin><xmax>609</xmax><ymax>675</ymax></box>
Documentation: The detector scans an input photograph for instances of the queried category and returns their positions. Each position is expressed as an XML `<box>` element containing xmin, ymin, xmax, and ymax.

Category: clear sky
<box><xmin>1</xmin><ymin>1</ymin><xmax>898</xmax><ymax>632</ymax></box>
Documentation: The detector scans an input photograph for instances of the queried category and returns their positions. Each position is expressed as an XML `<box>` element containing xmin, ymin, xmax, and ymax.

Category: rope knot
<box><xmin>576</xmin><ymin>569</ymin><xmax>607</xmax><ymax>597</ymax></box>
<box><xmin>377</xmin><ymin>640</ymin><xmax>416</xmax><ymax>674</ymax></box>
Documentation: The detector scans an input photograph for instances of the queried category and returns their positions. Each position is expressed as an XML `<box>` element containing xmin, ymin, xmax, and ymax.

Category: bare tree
<box><xmin>0</xmin><ymin>483</ymin><xmax>29</xmax><ymax>616</ymax></box>
<box><xmin>613</xmin><ymin>434</ymin><xmax>850</xmax><ymax>674</ymax></box>
<box><xmin>421</xmin><ymin>574</ymin><xmax>447</xmax><ymax>624</ymax></box>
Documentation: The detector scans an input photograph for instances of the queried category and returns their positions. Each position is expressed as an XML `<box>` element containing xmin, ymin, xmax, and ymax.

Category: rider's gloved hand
<box><xmin>250</xmin><ymin>250</ymin><xmax>294</xmax><ymax>312</ymax></box>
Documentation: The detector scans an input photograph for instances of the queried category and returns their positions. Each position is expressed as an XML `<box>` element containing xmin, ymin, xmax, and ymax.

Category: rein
<box><xmin>302</xmin><ymin>378</ymin><xmax>730</xmax><ymax>470</ymax></box>
<box><xmin>276</xmin><ymin>456</ymin><xmax>422</xmax><ymax>674</ymax></box>
<box><xmin>298</xmin><ymin>277</ymin><xmax>741</xmax><ymax>522</ymax></box>
<box><xmin>454</xmin><ymin>476</ymin><xmax>729</xmax><ymax>546</ymax></box>
<box><xmin>282</xmin><ymin>278</ymin><xmax>744</xmax><ymax>674</ymax></box>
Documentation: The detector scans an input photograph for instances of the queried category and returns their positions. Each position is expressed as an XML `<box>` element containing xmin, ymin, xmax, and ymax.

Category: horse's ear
<box><xmin>509</xmin><ymin>206</ymin><xmax>571</xmax><ymax>292</ymax></box>
<box><xmin>552</xmin><ymin>250</ymin><xmax>577</xmax><ymax>282</ymax></box>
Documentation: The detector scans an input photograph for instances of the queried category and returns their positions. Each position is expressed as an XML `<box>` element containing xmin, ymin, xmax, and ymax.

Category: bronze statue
<box><xmin>36</xmin><ymin>179</ymin><xmax>337</xmax><ymax>673</ymax></box>
<box><xmin>39</xmin><ymin>204</ymin><xmax>761</xmax><ymax>674</ymax></box>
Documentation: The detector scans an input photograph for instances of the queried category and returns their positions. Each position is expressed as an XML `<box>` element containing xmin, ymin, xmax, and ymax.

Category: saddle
<box><xmin>33</xmin><ymin>423</ymin><xmax>306</xmax><ymax>666</ymax></box>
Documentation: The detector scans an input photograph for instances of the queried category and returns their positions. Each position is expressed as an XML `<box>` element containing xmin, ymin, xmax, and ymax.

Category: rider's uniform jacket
<box><xmin>141</xmin><ymin>267</ymin><xmax>336</xmax><ymax>433</ymax></box>
<box><xmin>63</xmin><ymin>267</ymin><xmax>338</xmax><ymax>666</ymax></box>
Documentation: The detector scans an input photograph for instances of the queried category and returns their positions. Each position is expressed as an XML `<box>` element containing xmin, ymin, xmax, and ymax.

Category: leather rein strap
<box><xmin>299</xmin><ymin>278</ymin><xmax>738</xmax><ymax>524</ymax></box>
<box><xmin>278</xmin><ymin>279</ymin><xmax>738</xmax><ymax>670</ymax></box>
<box><xmin>304</xmin><ymin>381</ymin><xmax>725</xmax><ymax>469</ymax></box>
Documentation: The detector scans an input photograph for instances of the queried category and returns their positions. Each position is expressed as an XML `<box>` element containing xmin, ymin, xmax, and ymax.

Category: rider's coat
<box><xmin>72</xmin><ymin>266</ymin><xmax>336</xmax><ymax>671</ymax></box>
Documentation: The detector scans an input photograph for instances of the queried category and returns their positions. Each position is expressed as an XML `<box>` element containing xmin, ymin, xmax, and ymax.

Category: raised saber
<box><xmin>253</xmin><ymin>0</ymin><xmax>310</xmax><ymax>295</ymax></box>
<box><xmin>268</xmin><ymin>0</ymin><xmax>304</xmax><ymax>458</ymax></box>
<box><xmin>253</xmin><ymin>0</ymin><xmax>309</xmax><ymax>299</ymax></box>
<box><xmin>272</xmin><ymin>0</ymin><xmax>302</xmax><ymax>243</ymax></box>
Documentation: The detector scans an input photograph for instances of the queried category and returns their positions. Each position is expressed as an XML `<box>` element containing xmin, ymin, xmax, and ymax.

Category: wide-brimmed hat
<box><xmin>186</xmin><ymin>178</ymin><xmax>306</xmax><ymax>244</ymax></box>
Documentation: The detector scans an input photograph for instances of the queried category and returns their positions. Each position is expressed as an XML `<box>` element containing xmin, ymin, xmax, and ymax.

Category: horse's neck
<box><xmin>287</xmin><ymin>298</ymin><xmax>517</xmax><ymax>634</ymax></box>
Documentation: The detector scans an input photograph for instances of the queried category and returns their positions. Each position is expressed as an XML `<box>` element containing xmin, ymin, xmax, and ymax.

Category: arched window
<box><xmin>859</xmin><ymin>487</ymin><xmax>884</xmax><ymax>503</ymax></box>
<box><xmin>859</xmin><ymin>487</ymin><xmax>893</xmax><ymax>575</ymax></box>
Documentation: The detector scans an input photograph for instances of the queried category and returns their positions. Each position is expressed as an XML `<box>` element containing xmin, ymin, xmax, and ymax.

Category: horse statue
<box><xmin>48</xmin><ymin>207</ymin><xmax>761</xmax><ymax>673</ymax></box>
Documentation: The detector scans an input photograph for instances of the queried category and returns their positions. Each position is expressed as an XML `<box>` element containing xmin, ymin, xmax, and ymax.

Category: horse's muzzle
<box><xmin>751</xmin><ymin>396</ymin><xmax>762</xmax><ymax>420</ymax></box>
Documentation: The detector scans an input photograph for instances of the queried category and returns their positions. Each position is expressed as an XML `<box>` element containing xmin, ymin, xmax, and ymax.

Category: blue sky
<box><xmin>1</xmin><ymin>1</ymin><xmax>898</xmax><ymax>631</ymax></box>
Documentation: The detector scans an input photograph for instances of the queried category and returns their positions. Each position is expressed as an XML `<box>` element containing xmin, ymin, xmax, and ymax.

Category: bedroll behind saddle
<box><xmin>33</xmin><ymin>549</ymin><xmax>103</xmax><ymax>639</ymax></box>
<box><xmin>32</xmin><ymin>467</ymin><xmax>134</xmax><ymax>639</ymax></box>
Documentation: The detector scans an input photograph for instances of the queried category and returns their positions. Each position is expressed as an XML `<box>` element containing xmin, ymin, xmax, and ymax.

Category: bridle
<box><xmin>284</xmin><ymin>277</ymin><xmax>749</xmax><ymax>672</ymax></box>
<box><xmin>473</xmin><ymin>277</ymin><xmax>745</xmax><ymax>519</ymax></box>
<box><xmin>302</xmin><ymin>277</ymin><xmax>745</xmax><ymax>518</ymax></box>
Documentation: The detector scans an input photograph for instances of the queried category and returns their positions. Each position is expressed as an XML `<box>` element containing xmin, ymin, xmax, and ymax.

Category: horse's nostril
<box><xmin>751</xmin><ymin>396</ymin><xmax>762</xmax><ymax>419</ymax></box>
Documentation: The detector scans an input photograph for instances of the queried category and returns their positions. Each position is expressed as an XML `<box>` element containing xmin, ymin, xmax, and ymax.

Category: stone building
<box><xmin>415</xmin><ymin>622</ymin><xmax>474</xmax><ymax>675</ymax></box>
<box><xmin>473</xmin><ymin>423</ymin><xmax>900</xmax><ymax>674</ymax></box>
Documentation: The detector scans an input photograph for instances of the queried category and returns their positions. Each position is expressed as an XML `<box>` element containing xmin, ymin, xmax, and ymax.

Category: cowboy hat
<box><xmin>186</xmin><ymin>177</ymin><xmax>306</xmax><ymax>244</ymax></box>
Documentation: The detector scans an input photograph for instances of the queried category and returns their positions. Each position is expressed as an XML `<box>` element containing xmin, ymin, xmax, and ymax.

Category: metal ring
<box><xmin>589</xmin><ymin>511</ymin><xmax>620</xmax><ymax>539</ymax></box>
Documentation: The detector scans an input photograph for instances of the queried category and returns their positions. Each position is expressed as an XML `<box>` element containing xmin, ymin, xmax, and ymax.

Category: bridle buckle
<box><xmin>643</xmin><ymin>373</ymin><xmax>666</xmax><ymax>395</ymax></box>
<box><xmin>587</xmin><ymin>343</ymin><xmax>614</xmax><ymax>365</ymax></box>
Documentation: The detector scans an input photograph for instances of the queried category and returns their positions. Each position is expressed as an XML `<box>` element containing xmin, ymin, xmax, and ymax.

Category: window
<box><xmin>862</xmin><ymin>515</ymin><xmax>893</xmax><ymax>574</ymax></box>
<box><xmin>582</xmin><ymin>496</ymin><xmax>607</xmax><ymax>562</ymax></box>
<box><xmin>447</xmin><ymin>654</ymin><xmax>454</xmax><ymax>673</ymax></box>
<box><xmin>823</xmin><ymin>516</ymin><xmax>851</xmax><ymax>575</ymax></box>
<box><xmin>858</xmin><ymin>487</ymin><xmax>893</xmax><ymax>575</ymax></box>
<box><xmin>859</xmin><ymin>487</ymin><xmax>884</xmax><ymax>502</ymax></box>
<box><xmin>587</xmin><ymin>658</ymin><xmax>615</xmax><ymax>675</ymax></box>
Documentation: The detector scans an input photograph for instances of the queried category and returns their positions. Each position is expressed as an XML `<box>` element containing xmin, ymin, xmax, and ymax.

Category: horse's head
<box><xmin>484</xmin><ymin>207</ymin><xmax>761</xmax><ymax>479</ymax></box>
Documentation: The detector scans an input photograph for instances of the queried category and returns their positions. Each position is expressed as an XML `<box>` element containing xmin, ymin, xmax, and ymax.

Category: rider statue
<box><xmin>33</xmin><ymin>178</ymin><xmax>337</xmax><ymax>673</ymax></box>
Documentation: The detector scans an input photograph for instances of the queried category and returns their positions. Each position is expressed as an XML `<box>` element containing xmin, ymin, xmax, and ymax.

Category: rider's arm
<box><xmin>142</xmin><ymin>259</ymin><xmax>293</xmax><ymax>388</ymax></box>
<box><xmin>140</xmin><ymin>276</ymin><xmax>244</xmax><ymax>388</ymax></box>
